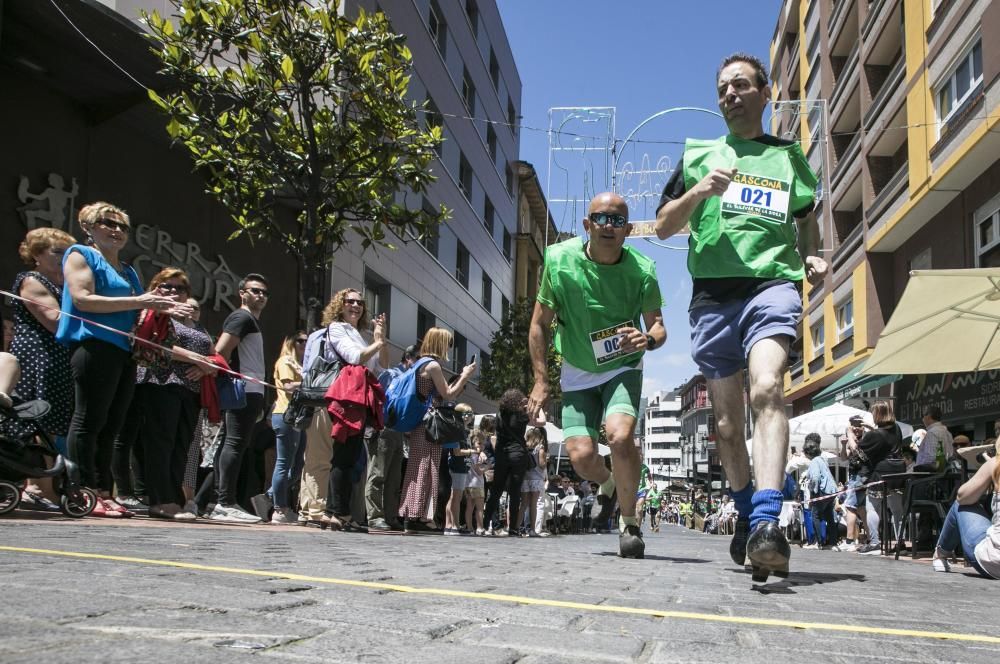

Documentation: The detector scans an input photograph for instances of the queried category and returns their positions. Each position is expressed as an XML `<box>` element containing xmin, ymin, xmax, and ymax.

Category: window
<box><xmin>456</xmin><ymin>241</ymin><xmax>470</xmax><ymax>289</ymax></box>
<box><xmin>502</xmin><ymin>228</ymin><xmax>512</xmax><ymax>261</ymax></box>
<box><xmin>364</xmin><ymin>267</ymin><xmax>391</xmax><ymax>335</ymax></box>
<box><xmin>428</xmin><ymin>1</ymin><xmax>447</xmax><ymax>57</ymax></box>
<box><xmin>975</xmin><ymin>195</ymin><xmax>1000</xmax><ymax>267</ymax></box>
<box><xmin>810</xmin><ymin>319</ymin><xmax>825</xmax><ymax>357</ymax></box>
<box><xmin>480</xmin><ymin>350</ymin><xmax>491</xmax><ymax>373</ymax></box>
<box><xmin>487</xmin><ymin>125</ymin><xmax>497</xmax><ymax>162</ymax></box>
<box><xmin>417</xmin><ymin>305</ymin><xmax>435</xmax><ymax>343</ymax></box>
<box><xmin>462</xmin><ymin>67</ymin><xmax>476</xmax><ymax>115</ymax></box>
<box><xmin>464</xmin><ymin>0</ymin><xmax>478</xmax><ymax>37</ymax></box>
<box><xmin>937</xmin><ymin>39</ymin><xmax>983</xmax><ymax>125</ymax></box>
<box><xmin>420</xmin><ymin>198</ymin><xmax>439</xmax><ymax>258</ymax></box>
<box><xmin>507</xmin><ymin>98</ymin><xmax>516</xmax><ymax>136</ymax></box>
<box><xmin>458</xmin><ymin>152</ymin><xmax>472</xmax><ymax>199</ymax></box>
<box><xmin>489</xmin><ymin>49</ymin><xmax>500</xmax><ymax>91</ymax></box>
<box><xmin>424</xmin><ymin>97</ymin><xmax>442</xmax><ymax>156</ymax></box>
<box><xmin>483</xmin><ymin>196</ymin><xmax>494</xmax><ymax>235</ymax></box>
<box><xmin>835</xmin><ymin>298</ymin><xmax>853</xmax><ymax>340</ymax></box>
<box><xmin>453</xmin><ymin>332</ymin><xmax>468</xmax><ymax>374</ymax></box>
<box><xmin>505</xmin><ymin>162</ymin><xmax>515</xmax><ymax>195</ymax></box>
<box><xmin>501</xmin><ymin>295</ymin><xmax>510</xmax><ymax>323</ymax></box>
<box><xmin>482</xmin><ymin>274</ymin><xmax>493</xmax><ymax>312</ymax></box>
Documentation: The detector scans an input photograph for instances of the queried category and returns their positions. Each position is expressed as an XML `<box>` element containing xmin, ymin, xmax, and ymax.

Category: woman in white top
<box><xmin>932</xmin><ymin>439</ymin><xmax>1000</xmax><ymax>578</ymax></box>
<box><xmin>317</xmin><ymin>288</ymin><xmax>387</xmax><ymax>529</ymax></box>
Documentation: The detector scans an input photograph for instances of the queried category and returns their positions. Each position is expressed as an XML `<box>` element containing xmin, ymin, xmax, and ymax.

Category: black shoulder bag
<box><xmin>284</xmin><ymin>328</ymin><xmax>343</xmax><ymax>429</ymax></box>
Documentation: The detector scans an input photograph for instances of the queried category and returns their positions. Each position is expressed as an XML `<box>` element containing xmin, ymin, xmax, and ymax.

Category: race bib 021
<box><xmin>590</xmin><ymin>321</ymin><xmax>639</xmax><ymax>366</ymax></box>
<box><xmin>720</xmin><ymin>172</ymin><xmax>791</xmax><ymax>223</ymax></box>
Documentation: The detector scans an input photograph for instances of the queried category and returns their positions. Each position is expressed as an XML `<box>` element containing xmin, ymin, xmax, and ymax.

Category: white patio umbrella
<box><xmin>745</xmin><ymin>403</ymin><xmax>913</xmax><ymax>455</ymax></box>
<box><xmin>862</xmin><ymin>268</ymin><xmax>1000</xmax><ymax>375</ymax></box>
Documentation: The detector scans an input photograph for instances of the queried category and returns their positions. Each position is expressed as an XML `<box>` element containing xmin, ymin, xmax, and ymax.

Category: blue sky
<box><xmin>497</xmin><ymin>0</ymin><xmax>784</xmax><ymax>396</ymax></box>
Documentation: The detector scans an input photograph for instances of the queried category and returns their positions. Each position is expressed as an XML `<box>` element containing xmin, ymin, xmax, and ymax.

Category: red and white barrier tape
<box><xmin>1</xmin><ymin>288</ymin><xmax>286</xmax><ymax>392</ymax></box>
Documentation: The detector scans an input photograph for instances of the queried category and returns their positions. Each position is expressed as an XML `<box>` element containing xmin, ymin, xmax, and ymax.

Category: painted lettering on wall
<box><xmin>129</xmin><ymin>224</ymin><xmax>240</xmax><ymax>313</ymax></box>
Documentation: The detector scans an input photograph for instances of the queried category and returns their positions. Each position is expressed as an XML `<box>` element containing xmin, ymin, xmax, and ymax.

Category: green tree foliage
<box><xmin>479</xmin><ymin>298</ymin><xmax>562</xmax><ymax>404</ymax></box>
<box><xmin>143</xmin><ymin>0</ymin><xmax>445</xmax><ymax>323</ymax></box>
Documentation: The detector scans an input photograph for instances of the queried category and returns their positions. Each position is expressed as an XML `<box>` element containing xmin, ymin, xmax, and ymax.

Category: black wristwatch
<box><xmin>645</xmin><ymin>333</ymin><xmax>656</xmax><ymax>350</ymax></box>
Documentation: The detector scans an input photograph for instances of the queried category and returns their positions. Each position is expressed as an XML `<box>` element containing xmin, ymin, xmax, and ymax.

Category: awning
<box><xmin>811</xmin><ymin>363</ymin><xmax>900</xmax><ymax>409</ymax></box>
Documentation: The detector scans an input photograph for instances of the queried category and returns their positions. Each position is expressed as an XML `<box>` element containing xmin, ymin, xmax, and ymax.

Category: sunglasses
<box><xmin>157</xmin><ymin>283</ymin><xmax>189</xmax><ymax>294</ymax></box>
<box><xmin>244</xmin><ymin>287</ymin><xmax>269</xmax><ymax>296</ymax></box>
<box><xmin>588</xmin><ymin>212</ymin><xmax>628</xmax><ymax>229</ymax></box>
<box><xmin>95</xmin><ymin>218</ymin><xmax>131</xmax><ymax>234</ymax></box>
<box><xmin>344</xmin><ymin>298</ymin><xmax>365</xmax><ymax>306</ymax></box>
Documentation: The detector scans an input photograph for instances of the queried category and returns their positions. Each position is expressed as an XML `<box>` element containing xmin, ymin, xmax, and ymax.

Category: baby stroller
<box><xmin>0</xmin><ymin>399</ymin><xmax>97</xmax><ymax>517</ymax></box>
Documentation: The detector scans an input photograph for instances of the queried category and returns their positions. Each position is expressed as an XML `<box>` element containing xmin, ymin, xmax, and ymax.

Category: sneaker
<box><xmin>834</xmin><ymin>541</ymin><xmax>857</xmax><ymax>553</ymax></box>
<box><xmin>857</xmin><ymin>542</ymin><xmax>882</xmax><ymax>556</ymax></box>
<box><xmin>745</xmin><ymin>521</ymin><xmax>790</xmax><ymax>582</ymax></box>
<box><xmin>538</xmin><ymin>531</ymin><xmax>552</xmax><ymax>537</ymax></box>
<box><xmin>443</xmin><ymin>527</ymin><xmax>461</xmax><ymax>536</ymax></box>
<box><xmin>208</xmin><ymin>504</ymin><xmax>261</xmax><ymax>523</ymax></box>
<box><xmin>801</xmin><ymin>543</ymin><xmax>819</xmax><ymax>550</ymax></box>
<box><xmin>932</xmin><ymin>547</ymin><xmax>952</xmax><ymax>573</ymax></box>
<box><xmin>475</xmin><ymin>528</ymin><xmax>486</xmax><ymax>536</ymax></box>
<box><xmin>618</xmin><ymin>524</ymin><xmax>645</xmax><ymax>559</ymax></box>
<box><xmin>115</xmin><ymin>495</ymin><xmax>148</xmax><ymax>512</ymax></box>
<box><xmin>270</xmin><ymin>508</ymin><xmax>299</xmax><ymax>525</ymax></box>
<box><xmin>175</xmin><ymin>500</ymin><xmax>200</xmax><ymax>520</ymax></box>
<box><xmin>494</xmin><ymin>529</ymin><xmax>509</xmax><ymax>537</ymax></box>
<box><xmin>368</xmin><ymin>517</ymin><xmax>392</xmax><ymax>532</ymax></box>
<box><xmin>526</xmin><ymin>529</ymin><xmax>540</xmax><ymax>538</ymax></box>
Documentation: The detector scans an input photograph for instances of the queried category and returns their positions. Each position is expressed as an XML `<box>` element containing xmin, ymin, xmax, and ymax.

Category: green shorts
<box><xmin>561</xmin><ymin>370</ymin><xmax>642</xmax><ymax>440</ymax></box>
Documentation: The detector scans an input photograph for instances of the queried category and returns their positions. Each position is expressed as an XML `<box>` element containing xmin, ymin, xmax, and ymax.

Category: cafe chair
<box><xmin>894</xmin><ymin>471</ymin><xmax>961</xmax><ymax>560</ymax></box>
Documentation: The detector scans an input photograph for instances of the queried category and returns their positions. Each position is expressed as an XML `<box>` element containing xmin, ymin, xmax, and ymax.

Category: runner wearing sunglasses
<box><xmin>527</xmin><ymin>192</ymin><xmax>666</xmax><ymax>559</ymax></box>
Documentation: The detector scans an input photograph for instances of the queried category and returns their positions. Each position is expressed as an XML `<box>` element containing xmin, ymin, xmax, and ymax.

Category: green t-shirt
<box><xmin>536</xmin><ymin>239</ymin><xmax>663</xmax><ymax>374</ymax></box>
<box><xmin>647</xmin><ymin>488</ymin><xmax>662</xmax><ymax>509</ymax></box>
<box><xmin>638</xmin><ymin>463</ymin><xmax>651</xmax><ymax>492</ymax></box>
<box><xmin>683</xmin><ymin>135</ymin><xmax>818</xmax><ymax>281</ymax></box>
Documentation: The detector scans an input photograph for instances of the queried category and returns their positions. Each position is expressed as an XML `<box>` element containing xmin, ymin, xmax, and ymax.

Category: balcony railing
<box><xmin>863</xmin><ymin>55</ymin><xmax>905</xmax><ymax>131</ymax></box>
<box><xmin>832</xmin><ymin>130</ymin><xmax>862</xmax><ymax>190</ymax></box>
<box><xmin>832</xmin><ymin>220</ymin><xmax>864</xmax><ymax>272</ymax></box>
<box><xmin>861</xmin><ymin>0</ymin><xmax>888</xmax><ymax>41</ymax></box>
<box><xmin>830</xmin><ymin>43</ymin><xmax>860</xmax><ymax>117</ymax></box>
<box><xmin>829</xmin><ymin>0</ymin><xmax>855</xmax><ymax>48</ymax></box>
<box><xmin>866</xmin><ymin>160</ymin><xmax>909</xmax><ymax>229</ymax></box>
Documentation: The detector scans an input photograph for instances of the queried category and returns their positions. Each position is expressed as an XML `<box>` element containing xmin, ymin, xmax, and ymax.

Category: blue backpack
<box><xmin>383</xmin><ymin>357</ymin><xmax>435</xmax><ymax>432</ymax></box>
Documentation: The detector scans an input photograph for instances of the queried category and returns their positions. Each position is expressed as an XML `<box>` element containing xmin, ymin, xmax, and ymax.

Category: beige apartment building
<box><xmin>769</xmin><ymin>0</ymin><xmax>1000</xmax><ymax>437</ymax></box>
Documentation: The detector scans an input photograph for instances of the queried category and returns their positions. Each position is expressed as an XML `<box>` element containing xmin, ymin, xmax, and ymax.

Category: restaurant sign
<box><xmin>897</xmin><ymin>371</ymin><xmax>1000</xmax><ymax>423</ymax></box>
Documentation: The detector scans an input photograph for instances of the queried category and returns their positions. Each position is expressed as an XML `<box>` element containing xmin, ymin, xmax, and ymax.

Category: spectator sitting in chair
<box><xmin>914</xmin><ymin>406</ymin><xmax>954</xmax><ymax>471</ymax></box>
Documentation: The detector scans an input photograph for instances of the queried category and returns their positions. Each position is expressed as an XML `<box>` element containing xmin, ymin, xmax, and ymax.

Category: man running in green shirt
<box><xmin>528</xmin><ymin>192</ymin><xmax>666</xmax><ymax>559</ymax></box>
<box><xmin>636</xmin><ymin>462</ymin><xmax>652</xmax><ymax>526</ymax></box>
<box><xmin>654</xmin><ymin>53</ymin><xmax>827</xmax><ymax>582</ymax></box>
<box><xmin>646</xmin><ymin>482</ymin><xmax>662</xmax><ymax>532</ymax></box>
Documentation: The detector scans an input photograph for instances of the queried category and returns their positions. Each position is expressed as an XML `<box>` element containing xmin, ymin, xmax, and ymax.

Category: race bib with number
<box><xmin>590</xmin><ymin>321</ymin><xmax>639</xmax><ymax>366</ymax></box>
<box><xmin>720</xmin><ymin>172</ymin><xmax>791</xmax><ymax>223</ymax></box>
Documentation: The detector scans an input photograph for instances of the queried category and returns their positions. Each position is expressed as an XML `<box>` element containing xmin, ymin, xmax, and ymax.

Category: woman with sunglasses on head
<box><xmin>128</xmin><ymin>268</ymin><xmax>215</xmax><ymax>519</ymax></box>
<box><xmin>58</xmin><ymin>203</ymin><xmax>193</xmax><ymax>517</ymax></box>
<box><xmin>268</xmin><ymin>331</ymin><xmax>307</xmax><ymax>524</ymax></box>
<box><xmin>303</xmin><ymin>289</ymin><xmax>387</xmax><ymax>529</ymax></box>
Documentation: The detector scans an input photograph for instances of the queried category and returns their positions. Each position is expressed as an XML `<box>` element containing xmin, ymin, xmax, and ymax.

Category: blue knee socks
<box><xmin>730</xmin><ymin>482</ymin><xmax>754</xmax><ymax>521</ymax></box>
<box><xmin>750</xmin><ymin>489</ymin><xmax>783</xmax><ymax>531</ymax></box>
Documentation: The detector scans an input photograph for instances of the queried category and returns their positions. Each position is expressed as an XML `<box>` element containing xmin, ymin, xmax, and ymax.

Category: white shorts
<box><xmin>521</xmin><ymin>479</ymin><xmax>546</xmax><ymax>493</ymax></box>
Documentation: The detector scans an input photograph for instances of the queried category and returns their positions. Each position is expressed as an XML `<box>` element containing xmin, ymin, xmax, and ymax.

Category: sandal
<box><xmin>102</xmin><ymin>499</ymin><xmax>134</xmax><ymax>518</ymax></box>
<box><xmin>90</xmin><ymin>500</ymin><xmax>123</xmax><ymax>518</ymax></box>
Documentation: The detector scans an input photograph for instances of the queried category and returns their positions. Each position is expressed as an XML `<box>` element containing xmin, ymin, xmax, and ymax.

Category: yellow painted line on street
<box><xmin>2</xmin><ymin>544</ymin><xmax>998</xmax><ymax>645</ymax></box>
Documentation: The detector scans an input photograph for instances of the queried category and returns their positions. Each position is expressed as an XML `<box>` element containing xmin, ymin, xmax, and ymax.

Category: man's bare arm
<box><xmin>526</xmin><ymin>301</ymin><xmax>556</xmax><ymax>421</ymax></box>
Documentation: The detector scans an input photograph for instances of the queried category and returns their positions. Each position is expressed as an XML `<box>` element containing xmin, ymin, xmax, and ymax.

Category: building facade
<box><xmin>769</xmin><ymin>0</ymin><xmax>1000</xmax><ymax>438</ymax></box>
<box><xmin>643</xmin><ymin>389</ymin><xmax>683</xmax><ymax>483</ymax></box>
<box><xmin>330</xmin><ymin>0</ymin><xmax>522</xmax><ymax>412</ymax></box>
<box><xmin>514</xmin><ymin>160</ymin><xmax>558</xmax><ymax>305</ymax></box>
<box><xmin>8</xmin><ymin>1</ymin><xmax>523</xmax><ymax>413</ymax></box>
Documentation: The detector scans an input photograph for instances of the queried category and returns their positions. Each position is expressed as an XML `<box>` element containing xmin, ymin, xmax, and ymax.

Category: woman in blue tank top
<box><xmin>58</xmin><ymin>202</ymin><xmax>192</xmax><ymax>517</ymax></box>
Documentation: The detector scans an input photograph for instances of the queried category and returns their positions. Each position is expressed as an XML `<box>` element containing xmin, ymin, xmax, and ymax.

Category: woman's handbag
<box><xmin>216</xmin><ymin>373</ymin><xmax>247</xmax><ymax>411</ymax></box>
<box><xmin>423</xmin><ymin>403</ymin><xmax>466</xmax><ymax>444</ymax></box>
<box><xmin>296</xmin><ymin>328</ymin><xmax>342</xmax><ymax>407</ymax></box>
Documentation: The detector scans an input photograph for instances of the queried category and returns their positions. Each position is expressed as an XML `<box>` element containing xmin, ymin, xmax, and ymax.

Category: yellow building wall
<box><xmin>903</xmin><ymin>0</ymin><xmax>932</xmax><ymax>194</ymax></box>
<box><xmin>852</xmin><ymin>262</ymin><xmax>868</xmax><ymax>355</ymax></box>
